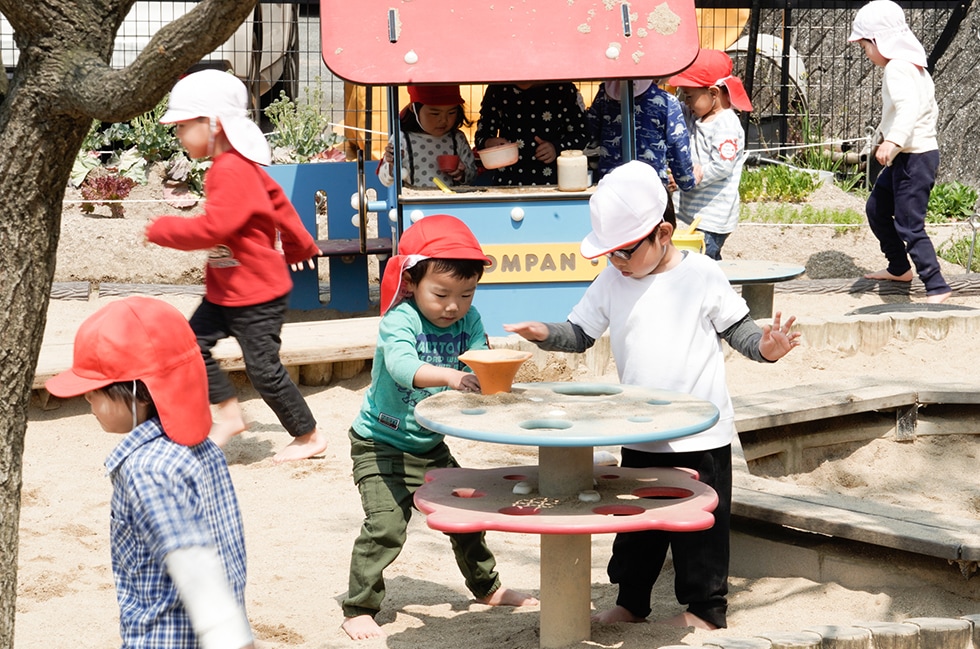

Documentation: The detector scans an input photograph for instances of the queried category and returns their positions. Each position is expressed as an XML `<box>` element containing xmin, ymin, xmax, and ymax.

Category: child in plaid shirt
<box><xmin>46</xmin><ymin>297</ymin><xmax>253</xmax><ymax>649</ymax></box>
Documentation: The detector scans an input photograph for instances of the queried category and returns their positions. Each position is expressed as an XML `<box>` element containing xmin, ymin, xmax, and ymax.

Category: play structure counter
<box><xmin>397</xmin><ymin>185</ymin><xmax>598</xmax><ymax>336</ymax></box>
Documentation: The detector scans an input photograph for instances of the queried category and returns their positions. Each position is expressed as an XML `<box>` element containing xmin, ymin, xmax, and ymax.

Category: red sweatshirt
<box><xmin>147</xmin><ymin>150</ymin><xmax>320</xmax><ymax>307</ymax></box>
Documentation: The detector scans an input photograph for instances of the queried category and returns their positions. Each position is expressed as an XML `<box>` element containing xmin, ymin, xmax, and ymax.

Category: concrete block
<box><xmin>903</xmin><ymin>618</ymin><xmax>971</xmax><ymax>649</ymax></box>
<box><xmin>333</xmin><ymin>359</ymin><xmax>366</xmax><ymax>380</ymax></box>
<box><xmin>299</xmin><ymin>362</ymin><xmax>333</xmax><ymax>386</ymax></box>
<box><xmin>804</xmin><ymin>625</ymin><xmax>873</xmax><ymax>649</ymax></box>
<box><xmin>704</xmin><ymin>637</ymin><xmax>772</xmax><ymax>649</ymax></box>
<box><xmin>852</xmin><ymin>621</ymin><xmax>919</xmax><ymax>649</ymax></box>
<box><xmin>957</xmin><ymin>615</ymin><xmax>980</xmax><ymax>649</ymax></box>
<box><xmin>757</xmin><ymin>631</ymin><xmax>823</xmax><ymax>649</ymax></box>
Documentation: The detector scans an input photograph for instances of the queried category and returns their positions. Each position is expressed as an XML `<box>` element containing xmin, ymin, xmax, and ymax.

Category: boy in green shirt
<box><xmin>341</xmin><ymin>215</ymin><xmax>537</xmax><ymax>640</ymax></box>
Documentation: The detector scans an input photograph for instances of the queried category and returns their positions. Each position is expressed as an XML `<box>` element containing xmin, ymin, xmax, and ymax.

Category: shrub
<box><xmin>927</xmin><ymin>181</ymin><xmax>978</xmax><ymax>224</ymax></box>
<box><xmin>265</xmin><ymin>82</ymin><xmax>341</xmax><ymax>163</ymax></box>
<box><xmin>739</xmin><ymin>164</ymin><xmax>818</xmax><ymax>203</ymax></box>
<box><xmin>79</xmin><ymin>171</ymin><xmax>136</xmax><ymax>218</ymax></box>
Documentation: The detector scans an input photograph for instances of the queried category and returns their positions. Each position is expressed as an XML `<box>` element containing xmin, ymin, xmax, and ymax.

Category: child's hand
<box><xmin>693</xmin><ymin>164</ymin><xmax>704</xmax><ymax>184</ymax></box>
<box><xmin>876</xmin><ymin>140</ymin><xmax>898</xmax><ymax>166</ymax></box>
<box><xmin>448</xmin><ymin>161</ymin><xmax>464</xmax><ymax>182</ymax></box>
<box><xmin>759</xmin><ymin>311</ymin><xmax>800</xmax><ymax>361</ymax></box>
<box><xmin>454</xmin><ymin>371</ymin><xmax>481</xmax><ymax>393</ymax></box>
<box><xmin>666</xmin><ymin>172</ymin><xmax>678</xmax><ymax>192</ymax></box>
<box><xmin>503</xmin><ymin>321</ymin><xmax>549</xmax><ymax>342</ymax></box>
<box><xmin>533</xmin><ymin>137</ymin><xmax>557</xmax><ymax>164</ymax></box>
<box><xmin>383</xmin><ymin>143</ymin><xmax>394</xmax><ymax>164</ymax></box>
<box><xmin>289</xmin><ymin>252</ymin><xmax>319</xmax><ymax>272</ymax></box>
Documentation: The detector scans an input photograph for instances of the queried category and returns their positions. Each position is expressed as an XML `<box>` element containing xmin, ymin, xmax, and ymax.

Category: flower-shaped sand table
<box><xmin>414</xmin><ymin>382</ymin><xmax>720</xmax><ymax>648</ymax></box>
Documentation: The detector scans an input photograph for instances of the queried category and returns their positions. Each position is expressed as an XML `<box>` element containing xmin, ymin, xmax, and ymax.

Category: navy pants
<box><xmin>607</xmin><ymin>445</ymin><xmax>732</xmax><ymax>628</ymax></box>
<box><xmin>702</xmin><ymin>231</ymin><xmax>730</xmax><ymax>261</ymax></box>
<box><xmin>189</xmin><ymin>293</ymin><xmax>317</xmax><ymax>437</ymax></box>
<box><xmin>866</xmin><ymin>150</ymin><xmax>950</xmax><ymax>296</ymax></box>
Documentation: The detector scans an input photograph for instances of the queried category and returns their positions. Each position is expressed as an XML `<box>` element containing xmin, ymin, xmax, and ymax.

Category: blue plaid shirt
<box><xmin>105</xmin><ymin>418</ymin><xmax>247</xmax><ymax>648</ymax></box>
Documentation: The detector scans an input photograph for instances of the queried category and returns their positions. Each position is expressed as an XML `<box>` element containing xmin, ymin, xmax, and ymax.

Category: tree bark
<box><xmin>0</xmin><ymin>1</ymin><xmax>257</xmax><ymax>645</ymax></box>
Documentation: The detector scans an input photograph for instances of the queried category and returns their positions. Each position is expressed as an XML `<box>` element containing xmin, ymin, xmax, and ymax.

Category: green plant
<box><xmin>264</xmin><ymin>81</ymin><xmax>340</xmax><ymax>163</ymax></box>
<box><xmin>739</xmin><ymin>164</ymin><xmax>818</xmax><ymax>203</ymax></box>
<box><xmin>128</xmin><ymin>95</ymin><xmax>181</xmax><ymax>163</ymax></box>
<box><xmin>927</xmin><ymin>181</ymin><xmax>978</xmax><ymax>224</ymax></box>
<box><xmin>793</xmin><ymin>112</ymin><xmax>842</xmax><ymax>174</ymax></box>
<box><xmin>165</xmin><ymin>152</ymin><xmax>211</xmax><ymax>196</ymax></box>
<box><xmin>740</xmin><ymin>202</ymin><xmax>864</xmax><ymax>225</ymax></box>
<box><xmin>937</xmin><ymin>235</ymin><xmax>980</xmax><ymax>272</ymax></box>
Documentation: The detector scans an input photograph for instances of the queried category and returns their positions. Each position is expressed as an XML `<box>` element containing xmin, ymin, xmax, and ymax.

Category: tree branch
<box><xmin>58</xmin><ymin>0</ymin><xmax>258</xmax><ymax>122</ymax></box>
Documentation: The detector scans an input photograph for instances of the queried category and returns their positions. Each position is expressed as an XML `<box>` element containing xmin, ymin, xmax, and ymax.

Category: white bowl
<box><xmin>477</xmin><ymin>142</ymin><xmax>519</xmax><ymax>169</ymax></box>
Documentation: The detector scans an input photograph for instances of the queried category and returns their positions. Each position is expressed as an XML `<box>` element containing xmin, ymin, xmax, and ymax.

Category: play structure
<box><xmin>294</xmin><ymin>0</ymin><xmax>702</xmax><ymax>335</ymax></box>
<box><xmin>414</xmin><ymin>382</ymin><xmax>720</xmax><ymax>648</ymax></box>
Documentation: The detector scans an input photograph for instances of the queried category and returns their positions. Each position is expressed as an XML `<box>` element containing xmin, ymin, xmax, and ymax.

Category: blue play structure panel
<box><xmin>400</xmin><ymin>195</ymin><xmax>596</xmax><ymax>335</ymax></box>
<box><xmin>266</xmin><ymin>162</ymin><xmax>389</xmax><ymax>312</ymax></box>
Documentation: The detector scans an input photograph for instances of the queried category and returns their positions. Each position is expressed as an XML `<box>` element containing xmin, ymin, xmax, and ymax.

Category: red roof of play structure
<box><xmin>319</xmin><ymin>0</ymin><xmax>699</xmax><ymax>85</ymax></box>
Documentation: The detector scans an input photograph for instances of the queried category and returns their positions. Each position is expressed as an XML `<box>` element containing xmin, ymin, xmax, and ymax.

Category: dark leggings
<box><xmin>189</xmin><ymin>294</ymin><xmax>316</xmax><ymax>437</ymax></box>
<box><xmin>607</xmin><ymin>444</ymin><xmax>732</xmax><ymax>628</ymax></box>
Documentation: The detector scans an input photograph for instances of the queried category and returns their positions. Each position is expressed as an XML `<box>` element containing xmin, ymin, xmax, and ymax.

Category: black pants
<box><xmin>866</xmin><ymin>150</ymin><xmax>950</xmax><ymax>296</ymax></box>
<box><xmin>607</xmin><ymin>445</ymin><xmax>732</xmax><ymax>628</ymax></box>
<box><xmin>189</xmin><ymin>294</ymin><xmax>316</xmax><ymax>437</ymax></box>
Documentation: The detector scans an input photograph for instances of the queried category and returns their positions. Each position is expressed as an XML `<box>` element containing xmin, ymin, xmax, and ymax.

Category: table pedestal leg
<box><xmin>538</xmin><ymin>446</ymin><xmax>593</xmax><ymax>497</ymax></box>
<box><xmin>741</xmin><ymin>283</ymin><xmax>774</xmax><ymax>319</ymax></box>
<box><xmin>540</xmin><ymin>533</ymin><xmax>592</xmax><ymax>648</ymax></box>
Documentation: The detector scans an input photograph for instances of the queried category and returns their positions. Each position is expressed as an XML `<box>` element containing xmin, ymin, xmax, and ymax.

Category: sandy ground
<box><xmin>17</xmin><ymin>179</ymin><xmax>980</xmax><ymax>648</ymax></box>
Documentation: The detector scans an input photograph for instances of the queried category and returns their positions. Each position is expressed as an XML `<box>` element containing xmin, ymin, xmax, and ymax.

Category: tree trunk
<box><xmin>0</xmin><ymin>0</ymin><xmax>258</xmax><ymax>645</ymax></box>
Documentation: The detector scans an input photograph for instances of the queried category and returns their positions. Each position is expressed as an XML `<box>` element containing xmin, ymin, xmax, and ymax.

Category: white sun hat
<box><xmin>580</xmin><ymin>161</ymin><xmax>667</xmax><ymax>260</ymax></box>
<box><xmin>160</xmin><ymin>69</ymin><xmax>272</xmax><ymax>166</ymax></box>
<box><xmin>847</xmin><ymin>0</ymin><xmax>928</xmax><ymax>68</ymax></box>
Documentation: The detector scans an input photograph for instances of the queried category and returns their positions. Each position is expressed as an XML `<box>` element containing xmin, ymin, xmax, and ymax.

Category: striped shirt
<box><xmin>675</xmin><ymin>108</ymin><xmax>746</xmax><ymax>235</ymax></box>
<box><xmin>105</xmin><ymin>418</ymin><xmax>247</xmax><ymax>648</ymax></box>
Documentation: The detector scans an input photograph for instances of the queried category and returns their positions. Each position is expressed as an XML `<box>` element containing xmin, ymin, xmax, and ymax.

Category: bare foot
<box><xmin>864</xmin><ymin>268</ymin><xmax>913</xmax><ymax>282</ymax></box>
<box><xmin>591</xmin><ymin>605</ymin><xmax>647</xmax><ymax>624</ymax></box>
<box><xmin>209</xmin><ymin>397</ymin><xmax>248</xmax><ymax>447</ymax></box>
<box><xmin>657</xmin><ymin>611</ymin><xmax>718</xmax><ymax>630</ymax></box>
<box><xmin>926</xmin><ymin>291</ymin><xmax>952</xmax><ymax>304</ymax></box>
<box><xmin>272</xmin><ymin>428</ymin><xmax>328</xmax><ymax>464</ymax></box>
<box><xmin>341</xmin><ymin>614</ymin><xmax>385</xmax><ymax>640</ymax></box>
<box><xmin>208</xmin><ymin>415</ymin><xmax>247</xmax><ymax>448</ymax></box>
<box><xmin>477</xmin><ymin>587</ymin><xmax>539</xmax><ymax>607</ymax></box>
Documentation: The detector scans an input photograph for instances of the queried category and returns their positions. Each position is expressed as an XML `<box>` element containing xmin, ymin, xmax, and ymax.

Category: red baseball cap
<box><xmin>45</xmin><ymin>297</ymin><xmax>211</xmax><ymax>446</ymax></box>
<box><xmin>668</xmin><ymin>49</ymin><xmax>753</xmax><ymax>112</ymax></box>
<box><xmin>380</xmin><ymin>214</ymin><xmax>490</xmax><ymax>314</ymax></box>
<box><xmin>407</xmin><ymin>84</ymin><xmax>465</xmax><ymax>106</ymax></box>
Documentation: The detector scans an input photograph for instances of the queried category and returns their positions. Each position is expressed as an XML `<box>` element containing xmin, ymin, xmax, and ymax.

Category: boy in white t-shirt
<box><xmin>504</xmin><ymin>160</ymin><xmax>800</xmax><ymax>630</ymax></box>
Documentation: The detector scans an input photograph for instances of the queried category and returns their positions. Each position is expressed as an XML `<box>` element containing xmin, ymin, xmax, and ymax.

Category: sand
<box><xmin>15</xmin><ymin>180</ymin><xmax>980</xmax><ymax>648</ymax></box>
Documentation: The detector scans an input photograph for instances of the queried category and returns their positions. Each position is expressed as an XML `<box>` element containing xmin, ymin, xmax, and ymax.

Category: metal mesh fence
<box><xmin>0</xmin><ymin>1</ymin><xmax>965</xmax><ymax>166</ymax></box>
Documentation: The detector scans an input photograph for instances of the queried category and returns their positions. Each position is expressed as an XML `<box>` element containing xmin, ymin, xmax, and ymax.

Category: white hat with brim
<box><xmin>580</xmin><ymin>161</ymin><xmax>667</xmax><ymax>260</ymax></box>
<box><xmin>160</xmin><ymin>69</ymin><xmax>272</xmax><ymax>166</ymax></box>
<box><xmin>847</xmin><ymin>0</ymin><xmax>928</xmax><ymax>68</ymax></box>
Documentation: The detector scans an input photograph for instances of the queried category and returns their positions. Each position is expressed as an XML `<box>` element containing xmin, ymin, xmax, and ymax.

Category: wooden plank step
<box><xmin>33</xmin><ymin>316</ymin><xmax>381</xmax><ymax>390</ymax></box>
<box><xmin>315</xmin><ymin>237</ymin><xmax>392</xmax><ymax>257</ymax></box>
<box><xmin>733</xmin><ymin>379</ymin><xmax>919</xmax><ymax>433</ymax></box>
<box><xmin>733</xmin><ymin>474</ymin><xmax>980</xmax><ymax>562</ymax></box>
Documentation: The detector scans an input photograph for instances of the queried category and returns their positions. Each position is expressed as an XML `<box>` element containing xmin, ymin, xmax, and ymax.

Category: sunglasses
<box><xmin>607</xmin><ymin>238</ymin><xmax>646</xmax><ymax>261</ymax></box>
<box><xmin>606</xmin><ymin>224</ymin><xmax>661</xmax><ymax>261</ymax></box>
